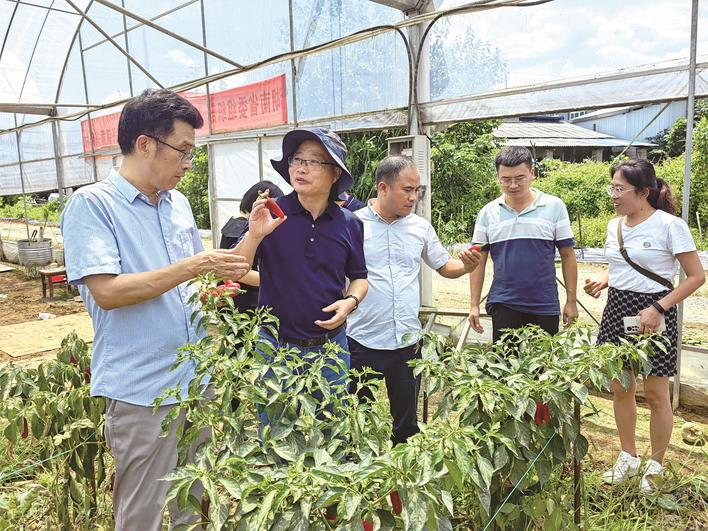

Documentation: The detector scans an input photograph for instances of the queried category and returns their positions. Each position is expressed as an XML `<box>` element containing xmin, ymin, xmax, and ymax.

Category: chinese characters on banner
<box><xmin>80</xmin><ymin>74</ymin><xmax>288</xmax><ymax>153</ymax></box>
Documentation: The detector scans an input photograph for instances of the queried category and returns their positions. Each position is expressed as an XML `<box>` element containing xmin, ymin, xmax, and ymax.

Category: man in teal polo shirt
<box><xmin>468</xmin><ymin>146</ymin><xmax>578</xmax><ymax>341</ymax></box>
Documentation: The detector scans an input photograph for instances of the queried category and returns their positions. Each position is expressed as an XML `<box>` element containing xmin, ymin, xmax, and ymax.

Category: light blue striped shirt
<box><xmin>347</xmin><ymin>203</ymin><xmax>449</xmax><ymax>349</ymax></box>
<box><xmin>61</xmin><ymin>169</ymin><xmax>205</xmax><ymax>406</ymax></box>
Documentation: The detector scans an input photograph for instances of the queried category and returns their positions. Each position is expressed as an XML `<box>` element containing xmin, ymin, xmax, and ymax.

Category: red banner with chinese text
<box><xmin>80</xmin><ymin>74</ymin><xmax>288</xmax><ymax>152</ymax></box>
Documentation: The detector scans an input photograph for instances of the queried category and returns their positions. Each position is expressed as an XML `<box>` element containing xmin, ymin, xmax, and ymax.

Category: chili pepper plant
<box><xmin>156</xmin><ymin>277</ymin><xmax>659</xmax><ymax>530</ymax></box>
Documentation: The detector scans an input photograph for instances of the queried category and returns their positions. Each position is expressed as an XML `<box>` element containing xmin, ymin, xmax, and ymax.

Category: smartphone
<box><xmin>622</xmin><ymin>315</ymin><xmax>666</xmax><ymax>334</ymax></box>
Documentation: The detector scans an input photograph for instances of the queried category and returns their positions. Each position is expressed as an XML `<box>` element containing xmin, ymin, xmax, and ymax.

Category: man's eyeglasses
<box><xmin>605</xmin><ymin>185</ymin><xmax>635</xmax><ymax>197</ymax></box>
<box><xmin>146</xmin><ymin>135</ymin><xmax>196</xmax><ymax>163</ymax></box>
<box><xmin>288</xmin><ymin>156</ymin><xmax>338</xmax><ymax>171</ymax></box>
<box><xmin>498</xmin><ymin>176</ymin><xmax>529</xmax><ymax>187</ymax></box>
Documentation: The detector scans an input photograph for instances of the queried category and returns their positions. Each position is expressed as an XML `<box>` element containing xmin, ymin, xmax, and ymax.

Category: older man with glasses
<box><xmin>234</xmin><ymin>127</ymin><xmax>368</xmax><ymax>394</ymax></box>
<box><xmin>468</xmin><ymin>146</ymin><xmax>579</xmax><ymax>342</ymax></box>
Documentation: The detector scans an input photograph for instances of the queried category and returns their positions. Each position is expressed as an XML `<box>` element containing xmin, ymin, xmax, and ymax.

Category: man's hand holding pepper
<box><xmin>248</xmin><ymin>191</ymin><xmax>287</xmax><ymax>240</ymax></box>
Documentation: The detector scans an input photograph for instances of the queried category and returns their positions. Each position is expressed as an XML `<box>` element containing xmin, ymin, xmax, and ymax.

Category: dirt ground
<box><xmin>0</xmin><ymin>268</ymin><xmax>84</xmax><ymax>326</ymax></box>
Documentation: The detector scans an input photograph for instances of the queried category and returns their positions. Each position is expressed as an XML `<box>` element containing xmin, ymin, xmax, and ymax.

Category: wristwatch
<box><xmin>344</xmin><ymin>294</ymin><xmax>360</xmax><ymax>311</ymax></box>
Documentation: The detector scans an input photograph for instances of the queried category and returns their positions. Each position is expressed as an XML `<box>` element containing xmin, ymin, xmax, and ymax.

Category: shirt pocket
<box><xmin>176</xmin><ymin>230</ymin><xmax>195</xmax><ymax>261</ymax></box>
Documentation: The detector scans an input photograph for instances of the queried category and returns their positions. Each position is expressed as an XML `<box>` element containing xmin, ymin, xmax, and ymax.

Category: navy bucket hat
<box><xmin>270</xmin><ymin>127</ymin><xmax>353</xmax><ymax>196</ymax></box>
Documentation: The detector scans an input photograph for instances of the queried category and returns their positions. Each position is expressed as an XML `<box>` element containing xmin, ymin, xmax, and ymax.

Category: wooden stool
<box><xmin>38</xmin><ymin>266</ymin><xmax>70</xmax><ymax>298</ymax></box>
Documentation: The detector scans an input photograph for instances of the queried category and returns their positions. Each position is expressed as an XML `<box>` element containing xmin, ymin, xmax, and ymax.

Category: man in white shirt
<box><xmin>347</xmin><ymin>155</ymin><xmax>481</xmax><ymax>445</ymax></box>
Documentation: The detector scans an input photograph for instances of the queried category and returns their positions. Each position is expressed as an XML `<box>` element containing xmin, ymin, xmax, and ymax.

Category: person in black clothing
<box><xmin>336</xmin><ymin>191</ymin><xmax>365</xmax><ymax>212</ymax></box>
<box><xmin>220</xmin><ymin>180</ymin><xmax>284</xmax><ymax>311</ymax></box>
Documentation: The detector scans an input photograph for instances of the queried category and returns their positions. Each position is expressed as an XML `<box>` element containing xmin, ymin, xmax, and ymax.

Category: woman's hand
<box><xmin>584</xmin><ymin>275</ymin><xmax>608</xmax><ymax>298</ymax></box>
<box><xmin>638</xmin><ymin>305</ymin><xmax>663</xmax><ymax>334</ymax></box>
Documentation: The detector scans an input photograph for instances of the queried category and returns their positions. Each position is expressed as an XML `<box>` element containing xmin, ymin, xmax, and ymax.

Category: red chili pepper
<box><xmin>85</xmin><ymin>367</ymin><xmax>91</xmax><ymax>385</ymax></box>
<box><xmin>224</xmin><ymin>279</ymin><xmax>235</xmax><ymax>287</ymax></box>
<box><xmin>361</xmin><ymin>519</ymin><xmax>374</xmax><ymax>531</ymax></box>
<box><xmin>21</xmin><ymin>418</ymin><xmax>29</xmax><ymax>439</ymax></box>
<box><xmin>210</xmin><ymin>290</ymin><xmax>220</xmax><ymax>297</ymax></box>
<box><xmin>325</xmin><ymin>505</ymin><xmax>337</xmax><ymax>521</ymax></box>
<box><xmin>69</xmin><ymin>354</ymin><xmax>78</xmax><ymax>366</ymax></box>
<box><xmin>534</xmin><ymin>402</ymin><xmax>550</xmax><ymax>426</ymax></box>
<box><xmin>469</xmin><ymin>244</ymin><xmax>482</xmax><ymax>252</ymax></box>
<box><xmin>266</xmin><ymin>197</ymin><xmax>285</xmax><ymax>219</ymax></box>
<box><xmin>200</xmin><ymin>292</ymin><xmax>208</xmax><ymax>304</ymax></box>
<box><xmin>390</xmin><ymin>490</ymin><xmax>403</xmax><ymax>515</ymax></box>
<box><xmin>259</xmin><ymin>191</ymin><xmax>285</xmax><ymax>219</ymax></box>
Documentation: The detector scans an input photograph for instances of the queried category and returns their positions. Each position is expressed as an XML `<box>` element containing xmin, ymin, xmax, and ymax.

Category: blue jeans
<box><xmin>257</xmin><ymin>327</ymin><xmax>349</xmax><ymax>427</ymax></box>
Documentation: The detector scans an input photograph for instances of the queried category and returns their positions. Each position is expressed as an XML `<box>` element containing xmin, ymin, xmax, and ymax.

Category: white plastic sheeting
<box><xmin>0</xmin><ymin>0</ymin><xmax>706</xmax><ymax>197</ymax></box>
<box><xmin>421</xmin><ymin>58</ymin><xmax>708</xmax><ymax>125</ymax></box>
<box><xmin>208</xmin><ymin>137</ymin><xmax>293</xmax><ymax>245</ymax></box>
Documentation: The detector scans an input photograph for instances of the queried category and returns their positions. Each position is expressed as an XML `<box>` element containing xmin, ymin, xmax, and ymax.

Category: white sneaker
<box><xmin>602</xmin><ymin>450</ymin><xmax>641</xmax><ymax>484</ymax></box>
<box><xmin>640</xmin><ymin>459</ymin><xmax>664</xmax><ymax>493</ymax></box>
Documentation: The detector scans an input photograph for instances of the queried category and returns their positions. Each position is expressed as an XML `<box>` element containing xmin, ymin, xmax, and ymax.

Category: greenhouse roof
<box><xmin>0</xmin><ymin>0</ymin><xmax>706</xmax><ymax>195</ymax></box>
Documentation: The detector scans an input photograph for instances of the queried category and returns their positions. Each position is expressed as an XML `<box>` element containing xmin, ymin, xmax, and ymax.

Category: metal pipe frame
<box><xmin>120</xmin><ymin>0</ymin><xmax>134</xmax><ymax>96</ymax></box>
<box><xmin>673</xmin><ymin>0</ymin><xmax>699</xmax><ymax>411</ymax></box>
<box><xmin>64</xmin><ymin>0</ymin><xmax>164</xmax><ymax>88</ymax></box>
<box><xmin>81</xmin><ymin>0</ymin><xmax>199</xmax><ymax>52</ymax></box>
<box><xmin>93</xmin><ymin>0</ymin><xmax>244</xmax><ymax>70</ymax></box>
<box><xmin>1</xmin><ymin>0</ymin><xmax>546</xmax><ymax>137</ymax></box>
<box><xmin>5</xmin><ymin>0</ymin><xmax>77</xmax><ymax>16</ymax></box>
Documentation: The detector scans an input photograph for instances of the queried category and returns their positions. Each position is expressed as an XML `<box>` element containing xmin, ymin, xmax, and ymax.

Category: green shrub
<box><xmin>430</xmin><ymin>121</ymin><xmax>502</xmax><ymax>244</ymax></box>
<box><xmin>176</xmin><ymin>145</ymin><xmax>210</xmax><ymax>229</ymax></box>
<box><xmin>573</xmin><ymin>212</ymin><xmax>615</xmax><ymax>248</ymax></box>
<box><xmin>535</xmin><ymin>160</ymin><xmax>613</xmax><ymax>219</ymax></box>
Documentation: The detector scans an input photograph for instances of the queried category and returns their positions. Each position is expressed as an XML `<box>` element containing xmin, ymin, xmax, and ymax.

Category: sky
<box><xmin>438</xmin><ymin>0</ymin><xmax>708</xmax><ymax>88</ymax></box>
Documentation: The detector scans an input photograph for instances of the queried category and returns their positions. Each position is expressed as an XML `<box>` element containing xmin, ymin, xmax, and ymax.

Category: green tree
<box><xmin>176</xmin><ymin>145</ymin><xmax>210</xmax><ymax>229</ymax></box>
<box><xmin>430</xmin><ymin>121</ymin><xmax>501</xmax><ymax>243</ymax></box>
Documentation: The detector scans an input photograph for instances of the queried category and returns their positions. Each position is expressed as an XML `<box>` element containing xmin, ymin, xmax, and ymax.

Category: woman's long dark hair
<box><xmin>610</xmin><ymin>159</ymin><xmax>676</xmax><ymax>215</ymax></box>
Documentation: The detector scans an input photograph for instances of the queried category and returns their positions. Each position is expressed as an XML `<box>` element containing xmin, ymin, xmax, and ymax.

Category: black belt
<box><xmin>280</xmin><ymin>325</ymin><xmax>345</xmax><ymax>348</ymax></box>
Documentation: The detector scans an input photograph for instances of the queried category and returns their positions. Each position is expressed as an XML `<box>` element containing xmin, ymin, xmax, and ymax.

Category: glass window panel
<box><xmin>81</xmin><ymin>2</ymin><xmax>129</xmax><ymax>49</ymax></box>
<box><xmin>0</xmin><ymin>164</ymin><xmax>22</xmax><ymax>196</ymax></box>
<box><xmin>21</xmin><ymin>11</ymin><xmax>82</xmax><ymax>103</ymax></box>
<box><xmin>0</xmin><ymin>114</ymin><xmax>19</xmax><ymax>165</ymax></box>
<box><xmin>82</xmin><ymin>40</ymin><xmax>132</xmax><ymax>104</ymax></box>
<box><xmin>56</xmin><ymin>41</ymin><xmax>87</xmax><ymax>107</ymax></box>
<box><xmin>0</xmin><ymin>4</ymin><xmax>46</xmax><ymax>102</ymax></box>
<box><xmin>123</xmin><ymin>0</ymin><xmax>192</xmax><ymax>20</ymax></box>
<box><xmin>291</xmin><ymin>0</ymin><xmax>400</xmax><ymax>49</ymax></box>
<box><xmin>57</xmin><ymin>113</ymin><xmax>85</xmax><ymax>156</ymax></box>
<box><xmin>94</xmin><ymin>155</ymin><xmax>115</xmax><ymax>181</ymax></box>
<box><xmin>261</xmin><ymin>135</ymin><xmax>292</xmax><ymax>194</ymax></box>
<box><xmin>211</xmin><ymin>140</ymin><xmax>260</xmax><ymax>200</ymax></box>
<box><xmin>0</xmin><ymin>3</ymin><xmax>15</xmax><ymax>52</ymax></box>
<box><xmin>431</xmin><ymin>0</ymin><xmax>706</xmax><ymax>101</ymax></box>
<box><xmin>203</xmin><ymin>0</ymin><xmax>290</xmax><ymax>66</ymax></box>
<box><xmin>19</xmin><ymin>123</ymin><xmax>54</xmax><ymax>162</ymax></box>
<box><xmin>295</xmin><ymin>33</ymin><xmax>408</xmax><ymax>120</ymax></box>
<box><xmin>62</xmin><ymin>155</ymin><xmax>95</xmax><ymax>188</ymax></box>
<box><xmin>127</xmin><ymin>2</ymin><xmax>205</xmax><ymax>91</ymax></box>
<box><xmin>19</xmin><ymin>159</ymin><xmax>57</xmax><ymax>193</ymax></box>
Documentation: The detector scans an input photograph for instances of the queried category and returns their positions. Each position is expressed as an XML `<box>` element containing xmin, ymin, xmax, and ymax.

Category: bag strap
<box><xmin>616</xmin><ymin>217</ymin><xmax>674</xmax><ymax>290</ymax></box>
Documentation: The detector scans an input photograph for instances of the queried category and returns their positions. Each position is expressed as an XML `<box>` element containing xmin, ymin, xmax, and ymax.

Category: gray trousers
<box><xmin>104</xmin><ymin>398</ymin><xmax>206</xmax><ymax>531</ymax></box>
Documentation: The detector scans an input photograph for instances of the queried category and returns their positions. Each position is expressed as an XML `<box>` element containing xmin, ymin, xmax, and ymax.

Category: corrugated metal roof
<box><xmin>495</xmin><ymin>121</ymin><xmax>614</xmax><ymax>139</ymax></box>
<box><xmin>494</xmin><ymin>121</ymin><xmax>654</xmax><ymax>147</ymax></box>
<box><xmin>505</xmin><ymin>138</ymin><xmax>654</xmax><ymax>148</ymax></box>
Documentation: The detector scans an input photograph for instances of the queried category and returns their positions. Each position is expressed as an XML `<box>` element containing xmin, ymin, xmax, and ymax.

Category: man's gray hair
<box><xmin>375</xmin><ymin>155</ymin><xmax>417</xmax><ymax>184</ymax></box>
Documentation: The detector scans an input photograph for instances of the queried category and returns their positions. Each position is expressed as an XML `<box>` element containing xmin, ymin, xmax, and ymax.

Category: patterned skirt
<box><xmin>596</xmin><ymin>287</ymin><xmax>678</xmax><ymax>377</ymax></box>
